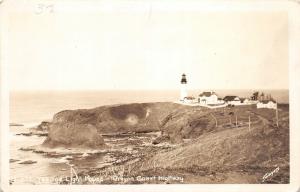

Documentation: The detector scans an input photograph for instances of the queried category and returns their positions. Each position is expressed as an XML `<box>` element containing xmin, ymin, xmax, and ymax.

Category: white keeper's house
<box><xmin>198</xmin><ymin>91</ymin><xmax>224</xmax><ymax>105</ymax></box>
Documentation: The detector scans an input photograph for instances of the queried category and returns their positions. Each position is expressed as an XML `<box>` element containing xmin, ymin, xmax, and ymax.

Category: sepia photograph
<box><xmin>1</xmin><ymin>0</ymin><xmax>300</xmax><ymax>191</ymax></box>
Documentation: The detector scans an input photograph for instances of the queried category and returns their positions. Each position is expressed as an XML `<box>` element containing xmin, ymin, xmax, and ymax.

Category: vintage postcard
<box><xmin>1</xmin><ymin>0</ymin><xmax>300</xmax><ymax>191</ymax></box>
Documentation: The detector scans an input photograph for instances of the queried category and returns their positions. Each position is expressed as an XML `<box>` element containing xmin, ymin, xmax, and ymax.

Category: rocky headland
<box><xmin>41</xmin><ymin>102</ymin><xmax>239</xmax><ymax>147</ymax></box>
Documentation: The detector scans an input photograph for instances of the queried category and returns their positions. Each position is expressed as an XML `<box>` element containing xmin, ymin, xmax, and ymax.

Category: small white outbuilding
<box><xmin>257</xmin><ymin>100</ymin><xmax>277</xmax><ymax>109</ymax></box>
<box><xmin>183</xmin><ymin>96</ymin><xmax>196</xmax><ymax>104</ymax></box>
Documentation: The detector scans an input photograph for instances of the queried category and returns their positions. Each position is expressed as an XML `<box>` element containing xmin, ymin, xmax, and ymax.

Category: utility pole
<box><xmin>248</xmin><ymin>115</ymin><xmax>251</xmax><ymax>132</ymax></box>
<box><xmin>235</xmin><ymin>108</ymin><xmax>238</xmax><ymax>127</ymax></box>
<box><xmin>276</xmin><ymin>106</ymin><xmax>279</xmax><ymax>127</ymax></box>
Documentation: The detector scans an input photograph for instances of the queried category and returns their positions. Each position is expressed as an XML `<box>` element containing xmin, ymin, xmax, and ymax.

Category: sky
<box><xmin>6</xmin><ymin>1</ymin><xmax>289</xmax><ymax>90</ymax></box>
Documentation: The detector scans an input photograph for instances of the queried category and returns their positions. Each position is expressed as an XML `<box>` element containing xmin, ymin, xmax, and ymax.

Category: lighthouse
<box><xmin>180</xmin><ymin>73</ymin><xmax>188</xmax><ymax>101</ymax></box>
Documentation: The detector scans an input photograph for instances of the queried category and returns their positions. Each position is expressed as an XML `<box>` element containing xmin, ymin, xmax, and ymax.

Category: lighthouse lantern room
<box><xmin>180</xmin><ymin>73</ymin><xmax>188</xmax><ymax>101</ymax></box>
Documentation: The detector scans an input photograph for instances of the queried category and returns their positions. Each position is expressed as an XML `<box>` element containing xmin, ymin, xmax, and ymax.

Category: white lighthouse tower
<box><xmin>180</xmin><ymin>73</ymin><xmax>188</xmax><ymax>101</ymax></box>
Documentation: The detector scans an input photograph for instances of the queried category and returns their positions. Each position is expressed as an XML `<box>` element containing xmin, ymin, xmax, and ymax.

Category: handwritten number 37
<box><xmin>35</xmin><ymin>4</ymin><xmax>54</xmax><ymax>14</ymax></box>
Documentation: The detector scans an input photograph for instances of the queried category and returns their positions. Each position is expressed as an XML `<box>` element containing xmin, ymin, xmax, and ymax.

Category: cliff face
<box><xmin>159</xmin><ymin>108</ymin><xmax>214</xmax><ymax>143</ymax></box>
<box><xmin>44</xmin><ymin>122</ymin><xmax>105</xmax><ymax>148</ymax></box>
<box><xmin>42</xmin><ymin>102</ymin><xmax>201</xmax><ymax>148</ymax></box>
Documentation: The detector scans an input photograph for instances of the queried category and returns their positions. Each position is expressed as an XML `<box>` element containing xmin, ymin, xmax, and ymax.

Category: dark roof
<box><xmin>184</xmin><ymin>96</ymin><xmax>195</xmax><ymax>100</ymax></box>
<box><xmin>223</xmin><ymin>96</ymin><xmax>240</xmax><ymax>101</ymax></box>
<box><xmin>199</xmin><ymin>92</ymin><xmax>216</xmax><ymax>97</ymax></box>
<box><xmin>260</xmin><ymin>100</ymin><xmax>276</xmax><ymax>104</ymax></box>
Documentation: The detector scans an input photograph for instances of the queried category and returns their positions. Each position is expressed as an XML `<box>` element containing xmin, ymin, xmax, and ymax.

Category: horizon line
<box><xmin>9</xmin><ymin>88</ymin><xmax>289</xmax><ymax>92</ymax></box>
